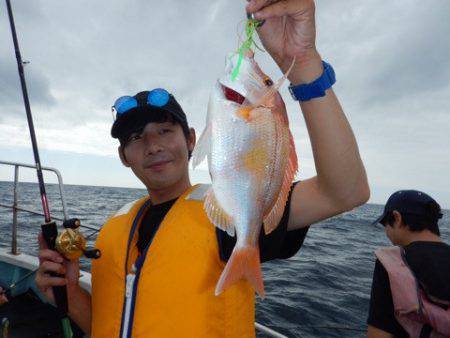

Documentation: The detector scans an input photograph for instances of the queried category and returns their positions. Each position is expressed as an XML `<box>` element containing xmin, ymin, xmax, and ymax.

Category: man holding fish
<box><xmin>35</xmin><ymin>0</ymin><xmax>369</xmax><ymax>336</ymax></box>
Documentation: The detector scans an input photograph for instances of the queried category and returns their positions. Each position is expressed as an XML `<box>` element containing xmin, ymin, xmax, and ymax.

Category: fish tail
<box><xmin>215</xmin><ymin>245</ymin><xmax>265</xmax><ymax>299</ymax></box>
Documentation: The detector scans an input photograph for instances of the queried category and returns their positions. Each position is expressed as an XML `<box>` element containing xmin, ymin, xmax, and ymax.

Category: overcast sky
<box><xmin>1</xmin><ymin>0</ymin><xmax>449</xmax><ymax>208</ymax></box>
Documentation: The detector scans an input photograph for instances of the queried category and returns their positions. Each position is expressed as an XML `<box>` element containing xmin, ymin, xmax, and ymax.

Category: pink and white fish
<box><xmin>192</xmin><ymin>52</ymin><xmax>298</xmax><ymax>298</ymax></box>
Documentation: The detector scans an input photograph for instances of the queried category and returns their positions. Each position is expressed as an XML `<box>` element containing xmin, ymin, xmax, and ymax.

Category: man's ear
<box><xmin>118</xmin><ymin>146</ymin><xmax>130</xmax><ymax>167</ymax></box>
<box><xmin>392</xmin><ymin>210</ymin><xmax>403</xmax><ymax>228</ymax></box>
<box><xmin>187</xmin><ymin>127</ymin><xmax>196</xmax><ymax>153</ymax></box>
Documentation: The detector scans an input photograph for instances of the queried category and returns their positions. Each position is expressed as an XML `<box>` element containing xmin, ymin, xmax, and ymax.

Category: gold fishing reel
<box><xmin>55</xmin><ymin>218</ymin><xmax>101</xmax><ymax>260</ymax></box>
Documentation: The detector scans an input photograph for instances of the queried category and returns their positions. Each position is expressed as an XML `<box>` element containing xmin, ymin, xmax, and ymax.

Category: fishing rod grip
<box><xmin>41</xmin><ymin>221</ymin><xmax>69</xmax><ymax>314</ymax></box>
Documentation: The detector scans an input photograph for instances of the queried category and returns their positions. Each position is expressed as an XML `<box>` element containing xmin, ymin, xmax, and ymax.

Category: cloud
<box><xmin>0</xmin><ymin>59</ymin><xmax>55</xmax><ymax>119</ymax></box>
<box><xmin>316</xmin><ymin>0</ymin><xmax>450</xmax><ymax>108</ymax></box>
<box><xmin>364</xmin><ymin>2</ymin><xmax>450</xmax><ymax>105</ymax></box>
<box><xmin>0</xmin><ymin>0</ymin><xmax>449</xmax><ymax>206</ymax></box>
<box><xmin>0</xmin><ymin>0</ymin><xmax>55</xmax><ymax>120</ymax></box>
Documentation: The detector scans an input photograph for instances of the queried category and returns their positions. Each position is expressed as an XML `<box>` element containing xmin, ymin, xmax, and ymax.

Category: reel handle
<box><xmin>62</xmin><ymin>218</ymin><xmax>80</xmax><ymax>229</ymax></box>
<box><xmin>83</xmin><ymin>248</ymin><xmax>101</xmax><ymax>259</ymax></box>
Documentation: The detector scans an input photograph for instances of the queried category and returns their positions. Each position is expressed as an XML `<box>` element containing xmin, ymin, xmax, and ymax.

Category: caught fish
<box><xmin>192</xmin><ymin>52</ymin><xmax>298</xmax><ymax>298</ymax></box>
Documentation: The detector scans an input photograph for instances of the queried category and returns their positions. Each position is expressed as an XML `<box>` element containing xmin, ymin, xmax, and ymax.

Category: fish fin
<box><xmin>247</xmin><ymin>57</ymin><xmax>297</xmax><ymax>108</ymax></box>
<box><xmin>270</xmin><ymin>57</ymin><xmax>296</xmax><ymax>93</ymax></box>
<box><xmin>263</xmin><ymin>131</ymin><xmax>298</xmax><ymax>234</ymax></box>
<box><xmin>192</xmin><ymin>91</ymin><xmax>217</xmax><ymax>169</ymax></box>
<box><xmin>191</xmin><ymin>123</ymin><xmax>211</xmax><ymax>169</ymax></box>
<box><xmin>204</xmin><ymin>188</ymin><xmax>235</xmax><ymax>237</ymax></box>
<box><xmin>215</xmin><ymin>246</ymin><xmax>265</xmax><ymax>299</ymax></box>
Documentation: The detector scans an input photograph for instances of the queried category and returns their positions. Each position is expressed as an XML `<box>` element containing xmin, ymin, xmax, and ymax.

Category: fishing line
<box><xmin>235</xmin><ymin>19</ymin><xmax>265</xmax><ymax>55</ymax></box>
<box><xmin>235</xmin><ymin>19</ymin><xmax>247</xmax><ymax>50</ymax></box>
<box><xmin>0</xmin><ymin>269</ymin><xmax>39</xmax><ymax>297</ymax></box>
<box><xmin>85</xmin><ymin>229</ymin><xmax>100</xmax><ymax>240</ymax></box>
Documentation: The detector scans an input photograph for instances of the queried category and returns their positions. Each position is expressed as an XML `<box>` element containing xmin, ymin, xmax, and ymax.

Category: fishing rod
<box><xmin>4</xmin><ymin>0</ymin><xmax>49</xmax><ymax>222</ymax></box>
<box><xmin>5</xmin><ymin>1</ymin><xmax>100</xmax><ymax>337</ymax></box>
<box><xmin>5</xmin><ymin>1</ymin><xmax>73</xmax><ymax>336</ymax></box>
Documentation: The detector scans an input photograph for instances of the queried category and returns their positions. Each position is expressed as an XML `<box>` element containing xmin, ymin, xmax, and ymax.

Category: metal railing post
<box><xmin>254</xmin><ymin>323</ymin><xmax>289</xmax><ymax>338</ymax></box>
<box><xmin>54</xmin><ymin>169</ymin><xmax>68</xmax><ymax>220</ymax></box>
<box><xmin>11</xmin><ymin>165</ymin><xmax>19</xmax><ymax>255</ymax></box>
<box><xmin>1</xmin><ymin>160</ymin><xmax>101</xmax><ymax>248</ymax></box>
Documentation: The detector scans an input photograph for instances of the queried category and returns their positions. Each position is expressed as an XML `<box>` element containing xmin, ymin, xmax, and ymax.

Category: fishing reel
<box><xmin>40</xmin><ymin>218</ymin><xmax>101</xmax><ymax>319</ymax></box>
<box><xmin>42</xmin><ymin>218</ymin><xmax>101</xmax><ymax>261</ymax></box>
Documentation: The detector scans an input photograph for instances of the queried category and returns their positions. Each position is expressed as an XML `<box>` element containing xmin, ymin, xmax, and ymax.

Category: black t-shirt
<box><xmin>137</xmin><ymin>182</ymin><xmax>309</xmax><ymax>262</ymax></box>
<box><xmin>367</xmin><ymin>241</ymin><xmax>450</xmax><ymax>337</ymax></box>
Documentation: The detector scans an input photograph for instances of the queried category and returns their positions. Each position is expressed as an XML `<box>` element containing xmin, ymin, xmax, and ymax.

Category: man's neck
<box><xmin>402</xmin><ymin>230</ymin><xmax>443</xmax><ymax>247</ymax></box>
<box><xmin>147</xmin><ymin>179</ymin><xmax>192</xmax><ymax>205</ymax></box>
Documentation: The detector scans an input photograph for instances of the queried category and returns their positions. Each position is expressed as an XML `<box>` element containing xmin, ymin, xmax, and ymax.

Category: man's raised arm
<box><xmin>246</xmin><ymin>0</ymin><xmax>370</xmax><ymax>230</ymax></box>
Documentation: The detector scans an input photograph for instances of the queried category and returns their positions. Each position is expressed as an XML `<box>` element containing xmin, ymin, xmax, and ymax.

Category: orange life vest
<box><xmin>375</xmin><ymin>247</ymin><xmax>450</xmax><ymax>337</ymax></box>
<box><xmin>91</xmin><ymin>184</ymin><xmax>255</xmax><ymax>338</ymax></box>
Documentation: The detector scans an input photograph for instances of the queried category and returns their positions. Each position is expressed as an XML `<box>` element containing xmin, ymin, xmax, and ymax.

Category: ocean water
<box><xmin>0</xmin><ymin>181</ymin><xmax>449</xmax><ymax>338</ymax></box>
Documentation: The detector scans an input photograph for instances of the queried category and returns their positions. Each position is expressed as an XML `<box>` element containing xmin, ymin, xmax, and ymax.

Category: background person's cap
<box><xmin>111</xmin><ymin>91</ymin><xmax>188</xmax><ymax>140</ymax></box>
<box><xmin>372</xmin><ymin>190</ymin><xmax>443</xmax><ymax>225</ymax></box>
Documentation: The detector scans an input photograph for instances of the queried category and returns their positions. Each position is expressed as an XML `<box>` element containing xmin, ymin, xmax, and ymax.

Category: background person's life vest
<box><xmin>375</xmin><ymin>247</ymin><xmax>450</xmax><ymax>337</ymax></box>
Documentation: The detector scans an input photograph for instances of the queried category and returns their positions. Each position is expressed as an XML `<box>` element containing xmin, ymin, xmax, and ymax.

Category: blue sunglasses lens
<box><xmin>114</xmin><ymin>96</ymin><xmax>138</xmax><ymax>115</ymax></box>
<box><xmin>113</xmin><ymin>89</ymin><xmax>170</xmax><ymax>118</ymax></box>
<box><xmin>147</xmin><ymin>88</ymin><xmax>170</xmax><ymax>107</ymax></box>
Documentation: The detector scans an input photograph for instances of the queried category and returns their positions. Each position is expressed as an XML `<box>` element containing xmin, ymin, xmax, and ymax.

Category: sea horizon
<box><xmin>2</xmin><ymin>179</ymin><xmax>450</xmax><ymax>212</ymax></box>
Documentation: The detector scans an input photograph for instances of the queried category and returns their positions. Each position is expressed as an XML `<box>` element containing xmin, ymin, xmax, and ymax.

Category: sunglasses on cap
<box><xmin>111</xmin><ymin>88</ymin><xmax>170</xmax><ymax>120</ymax></box>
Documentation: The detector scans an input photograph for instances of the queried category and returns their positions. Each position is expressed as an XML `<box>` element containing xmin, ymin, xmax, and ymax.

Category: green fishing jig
<box><xmin>231</xmin><ymin>17</ymin><xmax>263</xmax><ymax>81</ymax></box>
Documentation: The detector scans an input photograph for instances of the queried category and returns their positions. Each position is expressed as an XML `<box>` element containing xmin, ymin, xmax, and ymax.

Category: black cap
<box><xmin>111</xmin><ymin>91</ymin><xmax>188</xmax><ymax>140</ymax></box>
<box><xmin>372</xmin><ymin>190</ymin><xmax>443</xmax><ymax>225</ymax></box>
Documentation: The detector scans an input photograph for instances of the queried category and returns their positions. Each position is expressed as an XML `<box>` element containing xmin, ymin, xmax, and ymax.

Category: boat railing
<box><xmin>254</xmin><ymin>323</ymin><xmax>288</xmax><ymax>338</ymax></box>
<box><xmin>0</xmin><ymin>160</ymin><xmax>100</xmax><ymax>255</ymax></box>
<box><xmin>0</xmin><ymin>159</ymin><xmax>289</xmax><ymax>338</ymax></box>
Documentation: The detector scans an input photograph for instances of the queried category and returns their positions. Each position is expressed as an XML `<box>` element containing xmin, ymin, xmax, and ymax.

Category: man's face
<box><xmin>119</xmin><ymin>121</ymin><xmax>195</xmax><ymax>190</ymax></box>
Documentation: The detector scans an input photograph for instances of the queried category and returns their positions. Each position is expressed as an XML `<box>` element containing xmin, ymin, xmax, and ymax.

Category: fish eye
<box><xmin>264</xmin><ymin>77</ymin><xmax>274</xmax><ymax>86</ymax></box>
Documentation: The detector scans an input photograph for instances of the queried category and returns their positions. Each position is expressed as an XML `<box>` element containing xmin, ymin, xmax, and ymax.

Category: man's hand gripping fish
<box><xmin>192</xmin><ymin>52</ymin><xmax>298</xmax><ymax>298</ymax></box>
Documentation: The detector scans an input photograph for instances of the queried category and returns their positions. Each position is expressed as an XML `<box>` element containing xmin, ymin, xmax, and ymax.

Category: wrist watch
<box><xmin>288</xmin><ymin>61</ymin><xmax>336</xmax><ymax>102</ymax></box>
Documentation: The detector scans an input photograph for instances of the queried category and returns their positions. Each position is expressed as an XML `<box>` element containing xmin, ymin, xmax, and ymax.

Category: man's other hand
<box><xmin>35</xmin><ymin>232</ymin><xmax>81</xmax><ymax>305</ymax></box>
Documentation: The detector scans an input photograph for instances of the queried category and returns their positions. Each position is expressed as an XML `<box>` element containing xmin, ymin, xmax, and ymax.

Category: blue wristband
<box><xmin>288</xmin><ymin>61</ymin><xmax>336</xmax><ymax>102</ymax></box>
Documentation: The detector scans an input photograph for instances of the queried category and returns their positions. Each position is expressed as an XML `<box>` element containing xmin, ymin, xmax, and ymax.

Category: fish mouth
<box><xmin>221</xmin><ymin>84</ymin><xmax>246</xmax><ymax>105</ymax></box>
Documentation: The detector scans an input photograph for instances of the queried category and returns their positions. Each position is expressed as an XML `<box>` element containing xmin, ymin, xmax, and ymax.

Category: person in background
<box><xmin>367</xmin><ymin>190</ymin><xmax>450</xmax><ymax>338</ymax></box>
